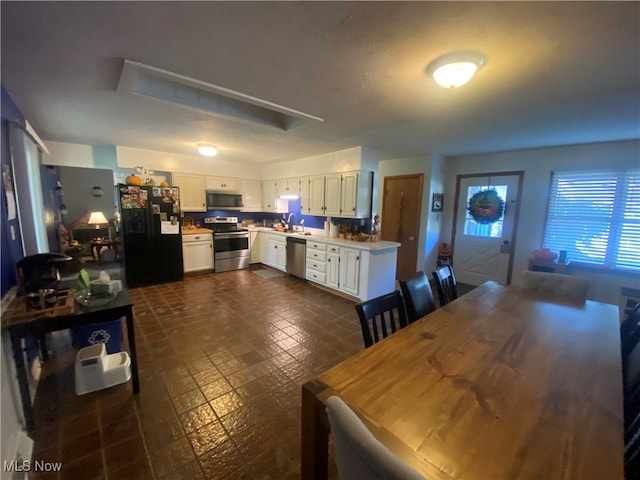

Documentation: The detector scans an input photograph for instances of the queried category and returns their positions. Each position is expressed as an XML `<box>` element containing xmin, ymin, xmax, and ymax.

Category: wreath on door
<box><xmin>468</xmin><ymin>189</ymin><xmax>505</xmax><ymax>224</ymax></box>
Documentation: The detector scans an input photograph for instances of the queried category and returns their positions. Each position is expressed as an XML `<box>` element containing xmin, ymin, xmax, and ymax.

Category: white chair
<box><xmin>521</xmin><ymin>271</ymin><xmax>589</xmax><ymax>302</ymax></box>
<box><xmin>326</xmin><ymin>396</ymin><xmax>425</xmax><ymax>480</ymax></box>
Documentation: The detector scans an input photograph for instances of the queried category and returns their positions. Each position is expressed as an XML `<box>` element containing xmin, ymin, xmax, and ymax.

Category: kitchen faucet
<box><xmin>287</xmin><ymin>213</ymin><xmax>297</xmax><ymax>232</ymax></box>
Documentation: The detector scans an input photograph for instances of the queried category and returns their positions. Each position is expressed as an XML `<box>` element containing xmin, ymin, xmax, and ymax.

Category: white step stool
<box><xmin>75</xmin><ymin>344</ymin><xmax>131</xmax><ymax>395</ymax></box>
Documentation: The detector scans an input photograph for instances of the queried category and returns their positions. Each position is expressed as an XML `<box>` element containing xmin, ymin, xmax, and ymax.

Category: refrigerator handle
<box><xmin>147</xmin><ymin>188</ymin><xmax>154</xmax><ymax>240</ymax></box>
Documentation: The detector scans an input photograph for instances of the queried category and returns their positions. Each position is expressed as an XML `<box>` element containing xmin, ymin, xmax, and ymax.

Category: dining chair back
<box><xmin>624</xmin><ymin>339</ymin><xmax>640</xmax><ymax>430</ymax></box>
<box><xmin>355</xmin><ymin>291</ymin><xmax>407</xmax><ymax>348</ymax></box>
<box><xmin>622</xmin><ymin>303</ymin><xmax>640</xmax><ymax>372</ymax></box>
<box><xmin>399</xmin><ymin>271</ymin><xmax>437</xmax><ymax>323</ymax></box>
<box><xmin>625</xmin><ymin>407</ymin><xmax>640</xmax><ymax>479</ymax></box>
<box><xmin>520</xmin><ymin>271</ymin><xmax>589</xmax><ymax>302</ymax></box>
<box><xmin>432</xmin><ymin>264</ymin><xmax>458</xmax><ymax>307</ymax></box>
<box><xmin>326</xmin><ymin>396</ymin><xmax>425</xmax><ymax>480</ymax></box>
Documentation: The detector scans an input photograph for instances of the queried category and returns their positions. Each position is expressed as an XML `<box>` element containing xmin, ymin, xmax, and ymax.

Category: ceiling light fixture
<box><xmin>427</xmin><ymin>52</ymin><xmax>485</xmax><ymax>89</ymax></box>
<box><xmin>198</xmin><ymin>145</ymin><xmax>218</xmax><ymax>157</ymax></box>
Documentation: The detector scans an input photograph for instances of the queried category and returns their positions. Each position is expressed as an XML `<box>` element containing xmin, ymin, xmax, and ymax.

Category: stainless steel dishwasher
<box><xmin>286</xmin><ymin>236</ymin><xmax>306</xmax><ymax>279</ymax></box>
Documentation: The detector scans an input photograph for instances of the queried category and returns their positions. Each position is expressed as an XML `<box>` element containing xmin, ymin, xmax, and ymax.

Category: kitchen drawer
<box><xmin>326</xmin><ymin>245</ymin><xmax>340</xmax><ymax>254</ymax></box>
<box><xmin>306</xmin><ymin>258</ymin><xmax>326</xmax><ymax>273</ymax></box>
<box><xmin>307</xmin><ymin>249</ymin><xmax>327</xmax><ymax>262</ymax></box>
<box><xmin>306</xmin><ymin>268</ymin><xmax>326</xmax><ymax>285</ymax></box>
<box><xmin>306</xmin><ymin>241</ymin><xmax>327</xmax><ymax>251</ymax></box>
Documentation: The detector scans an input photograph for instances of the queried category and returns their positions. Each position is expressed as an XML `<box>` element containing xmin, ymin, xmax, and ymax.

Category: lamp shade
<box><xmin>88</xmin><ymin>211</ymin><xmax>108</xmax><ymax>227</ymax></box>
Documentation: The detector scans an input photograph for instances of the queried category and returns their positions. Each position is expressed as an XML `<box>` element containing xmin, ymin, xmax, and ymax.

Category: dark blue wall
<box><xmin>184</xmin><ymin>199</ymin><xmax>372</xmax><ymax>233</ymax></box>
<box><xmin>1</xmin><ymin>87</ymin><xmax>25</xmax><ymax>295</ymax></box>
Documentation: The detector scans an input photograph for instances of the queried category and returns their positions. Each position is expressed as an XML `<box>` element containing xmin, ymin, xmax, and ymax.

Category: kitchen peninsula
<box><xmin>250</xmin><ymin>227</ymin><xmax>400</xmax><ymax>302</ymax></box>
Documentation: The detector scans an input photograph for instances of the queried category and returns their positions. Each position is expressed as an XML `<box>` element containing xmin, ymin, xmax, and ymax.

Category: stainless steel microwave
<box><xmin>206</xmin><ymin>191</ymin><xmax>243</xmax><ymax>210</ymax></box>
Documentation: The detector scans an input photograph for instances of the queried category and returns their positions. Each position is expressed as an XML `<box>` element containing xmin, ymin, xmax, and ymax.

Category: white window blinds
<box><xmin>543</xmin><ymin>170</ymin><xmax>640</xmax><ymax>271</ymax></box>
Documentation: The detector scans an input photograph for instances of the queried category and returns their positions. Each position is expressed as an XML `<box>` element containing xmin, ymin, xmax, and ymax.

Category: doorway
<box><xmin>381</xmin><ymin>174</ymin><xmax>423</xmax><ymax>280</ymax></box>
<box><xmin>452</xmin><ymin>172</ymin><xmax>523</xmax><ymax>285</ymax></box>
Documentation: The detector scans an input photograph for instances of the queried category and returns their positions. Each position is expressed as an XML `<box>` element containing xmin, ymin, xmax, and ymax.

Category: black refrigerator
<box><xmin>116</xmin><ymin>184</ymin><xmax>184</xmax><ymax>288</ymax></box>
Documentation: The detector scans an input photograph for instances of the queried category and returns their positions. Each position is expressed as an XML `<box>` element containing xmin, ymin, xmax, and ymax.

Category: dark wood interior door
<box><xmin>381</xmin><ymin>174</ymin><xmax>423</xmax><ymax>280</ymax></box>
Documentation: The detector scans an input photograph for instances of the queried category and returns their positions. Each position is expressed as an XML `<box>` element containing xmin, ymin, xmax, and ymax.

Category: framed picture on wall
<box><xmin>432</xmin><ymin>193</ymin><xmax>443</xmax><ymax>212</ymax></box>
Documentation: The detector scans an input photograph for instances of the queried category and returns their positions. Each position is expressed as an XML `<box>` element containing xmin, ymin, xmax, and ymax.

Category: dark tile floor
<box><xmin>29</xmin><ymin>265</ymin><xmax>364</xmax><ymax>479</ymax></box>
<box><xmin>29</xmin><ymin>264</ymin><xmax>473</xmax><ymax>479</ymax></box>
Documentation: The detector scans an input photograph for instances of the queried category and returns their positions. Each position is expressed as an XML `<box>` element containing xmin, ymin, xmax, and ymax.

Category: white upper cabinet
<box><xmin>307</xmin><ymin>175</ymin><xmax>326</xmax><ymax>215</ymax></box>
<box><xmin>261</xmin><ymin>181</ymin><xmax>277</xmax><ymax>212</ymax></box>
<box><xmin>324</xmin><ymin>174</ymin><xmax>342</xmax><ymax>216</ymax></box>
<box><xmin>300</xmin><ymin>171</ymin><xmax>372</xmax><ymax>218</ymax></box>
<box><xmin>206</xmin><ymin>176</ymin><xmax>241</xmax><ymax>192</ymax></box>
<box><xmin>241</xmin><ymin>180</ymin><xmax>261</xmax><ymax>211</ymax></box>
<box><xmin>341</xmin><ymin>171</ymin><xmax>372</xmax><ymax>218</ymax></box>
<box><xmin>172</xmin><ymin>172</ymin><xmax>206</xmax><ymax>211</ymax></box>
<box><xmin>275</xmin><ymin>178</ymin><xmax>301</xmax><ymax>198</ymax></box>
<box><xmin>300</xmin><ymin>177</ymin><xmax>310</xmax><ymax>213</ymax></box>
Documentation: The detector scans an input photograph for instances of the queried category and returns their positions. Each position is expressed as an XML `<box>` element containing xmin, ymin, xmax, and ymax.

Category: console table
<box><xmin>2</xmin><ymin>288</ymin><xmax>139</xmax><ymax>433</ymax></box>
<box><xmin>527</xmin><ymin>257</ymin><xmax>571</xmax><ymax>274</ymax></box>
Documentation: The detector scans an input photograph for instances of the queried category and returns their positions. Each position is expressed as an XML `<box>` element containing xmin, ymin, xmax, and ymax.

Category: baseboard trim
<box><xmin>6</xmin><ymin>431</ymin><xmax>34</xmax><ymax>480</ymax></box>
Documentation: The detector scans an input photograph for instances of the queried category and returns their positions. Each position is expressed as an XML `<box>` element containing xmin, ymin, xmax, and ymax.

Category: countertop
<box><xmin>249</xmin><ymin>226</ymin><xmax>400</xmax><ymax>251</ymax></box>
<box><xmin>182</xmin><ymin>228</ymin><xmax>213</xmax><ymax>235</ymax></box>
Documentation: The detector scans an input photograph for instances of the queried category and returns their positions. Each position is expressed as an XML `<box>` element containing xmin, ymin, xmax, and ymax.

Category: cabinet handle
<box><xmin>352</xmin><ymin>207</ymin><xmax>356</xmax><ymax>211</ymax></box>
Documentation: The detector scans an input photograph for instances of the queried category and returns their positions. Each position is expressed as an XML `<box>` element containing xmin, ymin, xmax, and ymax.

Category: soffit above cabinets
<box><xmin>117</xmin><ymin>60</ymin><xmax>324</xmax><ymax>132</ymax></box>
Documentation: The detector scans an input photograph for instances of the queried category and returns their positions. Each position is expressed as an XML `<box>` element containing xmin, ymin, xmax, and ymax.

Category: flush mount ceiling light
<box><xmin>198</xmin><ymin>145</ymin><xmax>218</xmax><ymax>157</ymax></box>
<box><xmin>426</xmin><ymin>52</ymin><xmax>485</xmax><ymax>89</ymax></box>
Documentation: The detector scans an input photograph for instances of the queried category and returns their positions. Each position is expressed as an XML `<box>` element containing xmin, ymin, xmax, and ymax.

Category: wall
<box><xmin>1</xmin><ymin>86</ymin><xmax>27</xmax><ymax>466</ymax></box>
<box><xmin>43</xmin><ymin>142</ymin><xmax>171</xmax><ymax>186</ymax></box>
<box><xmin>443</xmin><ymin>140</ymin><xmax>640</xmax><ymax>304</ymax></box>
<box><xmin>58</xmin><ymin>166</ymin><xmax>116</xmax><ymax>229</ymax></box>
<box><xmin>262</xmin><ymin>146</ymin><xmax>367</xmax><ymax>179</ymax></box>
<box><xmin>116</xmin><ymin>146</ymin><xmax>260</xmax><ymax>179</ymax></box>
<box><xmin>377</xmin><ymin>155</ymin><xmax>440</xmax><ymax>274</ymax></box>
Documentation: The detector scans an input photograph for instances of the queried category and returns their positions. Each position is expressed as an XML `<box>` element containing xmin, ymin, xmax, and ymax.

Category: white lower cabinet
<box><xmin>339</xmin><ymin>247</ymin><xmax>361</xmax><ymax>296</ymax></box>
<box><xmin>250</xmin><ymin>231</ymin><xmax>262</xmax><ymax>264</ymax></box>
<box><xmin>264</xmin><ymin>234</ymin><xmax>286</xmax><ymax>271</ymax></box>
<box><xmin>182</xmin><ymin>233</ymin><xmax>214</xmax><ymax>273</ymax></box>
<box><xmin>325</xmin><ymin>245</ymin><xmax>340</xmax><ymax>290</ymax></box>
<box><xmin>258</xmin><ymin>232</ymin><xmax>397</xmax><ymax>302</ymax></box>
<box><xmin>306</xmin><ymin>241</ymin><xmax>328</xmax><ymax>285</ymax></box>
<box><xmin>306</xmin><ymin>240</ymin><xmax>360</xmax><ymax>297</ymax></box>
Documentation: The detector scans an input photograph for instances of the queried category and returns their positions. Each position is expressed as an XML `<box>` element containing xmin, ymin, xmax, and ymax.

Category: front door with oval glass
<box><xmin>453</xmin><ymin>173</ymin><xmax>522</xmax><ymax>286</ymax></box>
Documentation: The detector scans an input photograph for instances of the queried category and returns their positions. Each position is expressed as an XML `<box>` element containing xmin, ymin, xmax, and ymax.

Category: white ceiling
<box><xmin>1</xmin><ymin>1</ymin><xmax>639</xmax><ymax>166</ymax></box>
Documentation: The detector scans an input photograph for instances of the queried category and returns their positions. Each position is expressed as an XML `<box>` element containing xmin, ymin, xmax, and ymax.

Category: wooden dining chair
<box><xmin>520</xmin><ymin>271</ymin><xmax>589</xmax><ymax>302</ymax></box>
<box><xmin>355</xmin><ymin>291</ymin><xmax>408</xmax><ymax>348</ymax></box>
<box><xmin>625</xmin><ymin>408</ymin><xmax>640</xmax><ymax>479</ymax></box>
<box><xmin>399</xmin><ymin>271</ymin><xmax>437</xmax><ymax>323</ymax></box>
<box><xmin>326</xmin><ymin>396</ymin><xmax>425</xmax><ymax>480</ymax></box>
<box><xmin>432</xmin><ymin>264</ymin><xmax>458</xmax><ymax>307</ymax></box>
<box><xmin>622</xmin><ymin>303</ymin><xmax>640</xmax><ymax>372</ymax></box>
<box><xmin>624</xmin><ymin>338</ymin><xmax>640</xmax><ymax>431</ymax></box>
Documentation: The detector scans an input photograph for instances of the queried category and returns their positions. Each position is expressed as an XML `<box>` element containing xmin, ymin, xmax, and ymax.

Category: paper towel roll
<box><xmin>324</xmin><ymin>221</ymin><xmax>330</xmax><ymax>236</ymax></box>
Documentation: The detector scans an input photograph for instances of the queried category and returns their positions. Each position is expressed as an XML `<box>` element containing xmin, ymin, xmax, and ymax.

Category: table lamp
<box><xmin>88</xmin><ymin>211</ymin><xmax>108</xmax><ymax>241</ymax></box>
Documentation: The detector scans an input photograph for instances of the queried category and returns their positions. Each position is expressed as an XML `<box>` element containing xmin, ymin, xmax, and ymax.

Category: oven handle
<box><xmin>214</xmin><ymin>233</ymin><xmax>249</xmax><ymax>240</ymax></box>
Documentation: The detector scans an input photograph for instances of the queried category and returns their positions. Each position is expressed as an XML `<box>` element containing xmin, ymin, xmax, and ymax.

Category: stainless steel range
<box><xmin>203</xmin><ymin>216</ymin><xmax>249</xmax><ymax>273</ymax></box>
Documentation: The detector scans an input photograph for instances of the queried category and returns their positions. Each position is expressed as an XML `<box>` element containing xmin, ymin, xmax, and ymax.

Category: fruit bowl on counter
<box><xmin>352</xmin><ymin>233</ymin><xmax>370</xmax><ymax>242</ymax></box>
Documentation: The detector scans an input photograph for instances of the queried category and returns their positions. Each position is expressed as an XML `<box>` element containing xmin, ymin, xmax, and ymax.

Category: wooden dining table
<box><xmin>301</xmin><ymin>281</ymin><xmax>624</xmax><ymax>480</ymax></box>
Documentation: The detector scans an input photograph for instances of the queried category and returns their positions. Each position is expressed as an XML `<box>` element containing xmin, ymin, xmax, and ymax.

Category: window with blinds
<box><xmin>543</xmin><ymin>170</ymin><xmax>640</xmax><ymax>271</ymax></box>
